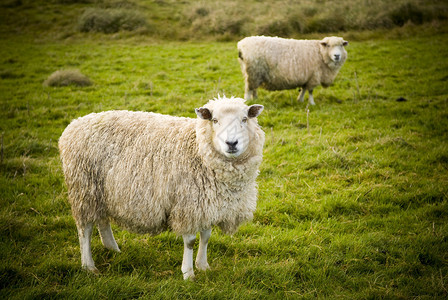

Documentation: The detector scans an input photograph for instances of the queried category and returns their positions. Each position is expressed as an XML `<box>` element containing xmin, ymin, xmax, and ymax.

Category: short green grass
<box><xmin>1</xmin><ymin>1</ymin><xmax>448</xmax><ymax>299</ymax></box>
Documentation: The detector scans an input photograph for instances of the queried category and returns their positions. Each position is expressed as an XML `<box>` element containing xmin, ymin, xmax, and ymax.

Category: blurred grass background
<box><xmin>0</xmin><ymin>0</ymin><xmax>447</xmax><ymax>41</ymax></box>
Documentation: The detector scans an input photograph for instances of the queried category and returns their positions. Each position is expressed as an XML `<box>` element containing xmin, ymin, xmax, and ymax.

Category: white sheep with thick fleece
<box><xmin>58</xmin><ymin>96</ymin><xmax>265</xmax><ymax>279</ymax></box>
<box><xmin>238</xmin><ymin>36</ymin><xmax>348</xmax><ymax>105</ymax></box>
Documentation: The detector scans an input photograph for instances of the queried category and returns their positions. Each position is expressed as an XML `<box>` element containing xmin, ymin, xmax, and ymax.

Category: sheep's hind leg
<box><xmin>243</xmin><ymin>73</ymin><xmax>255</xmax><ymax>100</ymax></box>
<box><xmin>98</xmin><ymin>220</ymin><xmax>120</xmax><ymax>252</ymax></box>
<box><xmin>78</xmin><ymin>222</ymin><xmax>99</xmax><ymax>274</ymax></box>
<box><xmin>244</xmin><ymin>81</ymin><xmax>251</xmax><ymax>100</ymax></box>
<box><xmin>297</xmin><ymin>88</ymin><xmax>307</xmax><ymax>103</ymax></box>
<box><xmin>181</xmin><ymin>234</ymin><xmax>196</xmax><ymax>280</ymax></box>
<box><xmin>195</xmin><ymin>228</ymin><xmax>211</xmax><ymax>271</ymax></box>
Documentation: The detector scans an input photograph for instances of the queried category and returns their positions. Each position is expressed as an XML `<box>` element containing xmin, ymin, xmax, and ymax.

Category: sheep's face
<box><xmin>196</xmin><ymin>101</ymin><xmax>263</xmax><ymax>158</ymax></box>
<box><xmin>320</xmin><ymin>36</ymin><xmax>348</xmax><ymax>65</ymax></box>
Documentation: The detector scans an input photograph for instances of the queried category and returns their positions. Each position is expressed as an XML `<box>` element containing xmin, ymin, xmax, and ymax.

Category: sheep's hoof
<box><xmin>183</xmin><ymin>270</ymin><xmax>195</xmax><ymax>280</ymax></box>
<box><xmin>109</xmin><ymin>246</ymin><xmax>121</xmax><ymax>253</ymax></box>
<box><xmin>83</xmin><ymin>265</ymin><xmax>100</xmax><ymax>275</ymax></box>
<box><xmin>195</xmin><ymin>261</ymin><xmax>210</xmax><ymax>271</ymax></box>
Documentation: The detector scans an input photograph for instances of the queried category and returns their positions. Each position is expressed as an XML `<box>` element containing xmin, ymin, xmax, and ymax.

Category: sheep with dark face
<box><xmin>58</xmin><ymin>96</ymin><xmax>265</xmax><ymax>279</ymax></box>
<box><xmin>238</xmin><ymin>36</ymin><xmax>348</xmax><ymax>105</ymax></box>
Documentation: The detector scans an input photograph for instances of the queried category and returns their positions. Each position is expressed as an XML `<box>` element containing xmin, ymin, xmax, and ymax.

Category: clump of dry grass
<box><xmin>184</xmin><ymin>2</ymin><xmax>246</xmax><ymax>37</ymax></box>
<box><xmin>78</xmin><ymin>7</ymin><xmax>147</xmax><ymax>34</ymax></box>
<box><xmin>43</xmin><ymin>69</ymin><xmax>92</xmax><ymax>87</ymax></box>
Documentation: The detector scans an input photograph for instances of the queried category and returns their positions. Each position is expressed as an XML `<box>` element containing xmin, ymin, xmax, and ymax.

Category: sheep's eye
<box><xmin>212</xmin><ymin>118</ymin><xmax>218</xmax><ymax>124</ymax></box>
<box><xmin>242</xmin><ymin>117</ymin><xmax>248</xmax><ymax>123</ymax></box>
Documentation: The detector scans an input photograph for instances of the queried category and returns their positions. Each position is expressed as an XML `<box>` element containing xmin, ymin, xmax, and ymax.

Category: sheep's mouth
<box><xmin>226</xmin><ymin>149</ymin><xmax>238</xmax><ymax>154</ymax></box>
<box><xmin>224</xmin><ymin>148</ymin><xmax>241</xmax><ymax>158</ymax></box>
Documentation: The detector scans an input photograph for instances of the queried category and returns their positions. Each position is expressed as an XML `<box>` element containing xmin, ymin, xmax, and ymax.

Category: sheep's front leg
<box><xmin>196</xmin><ymin>228</ymin><xmax>211</xmax><ymax>271</ymax></box>
<box><xmin>98</xmin><ymin>220</ymin><xmax>121</xmax><ymax>252</ymax></box>
<box><xmin>308</xmin><ymin>89</ymin><xmax>315</xmax><ymax>105</ymax></box>
<box><xmin>181</xmin><ymin>234</ymin><xmax>196</xmax><ymax>280</ymax></box>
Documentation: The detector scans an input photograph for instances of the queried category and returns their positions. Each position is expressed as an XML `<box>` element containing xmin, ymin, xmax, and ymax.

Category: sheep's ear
<box><xmin>343</xmin><ymin>40</ymin><xmax>349</xmax><ymax>46</ymax></box>
<box><xmin>195</xmin><ymin>107</ymin><xmax>212</xmax><ymax>120</ymax></box>
<box><xmin>248</xmin><ymin>104</ymin><xmax>264</xmax><ymax>118</ymax></box>
<box><xmin>320</xmin><ymin>38</ymin><xmax>328</xmax><ymax>47</ymax></box>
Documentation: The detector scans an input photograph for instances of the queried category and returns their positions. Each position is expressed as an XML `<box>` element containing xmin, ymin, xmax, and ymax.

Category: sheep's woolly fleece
<box><xmin>237</xmin><ymin>36</ymin><xmax>348</xmax><ymax>91</ymax></box>
<box><xmin>58</xmin><ymin>96</ymin><xmax>265</xmax><ymax>236</ymax></box>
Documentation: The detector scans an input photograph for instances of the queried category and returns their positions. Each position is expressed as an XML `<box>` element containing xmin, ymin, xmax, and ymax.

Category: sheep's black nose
<box><xmin>226</xmin><ymin>140</ymin><xmax>238</xmax><ymax>148</ymax></box>
<box><xmin>334</xmin><ymin>54</ymin><xmax>340</xmax><ymax>60</ymax></box>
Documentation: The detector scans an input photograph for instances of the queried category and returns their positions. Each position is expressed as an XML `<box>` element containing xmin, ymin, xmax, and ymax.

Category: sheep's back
<box><xmin>239</xmin><ymin>37</ymin><xmax>321</xmax><ymax>89</ymax></box>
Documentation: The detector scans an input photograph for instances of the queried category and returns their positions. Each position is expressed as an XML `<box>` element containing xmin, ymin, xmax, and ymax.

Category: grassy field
<box><xmin>1</xmin><ymin>0</ymin><xmax>448</xmax><ymax>299</ymax></box>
